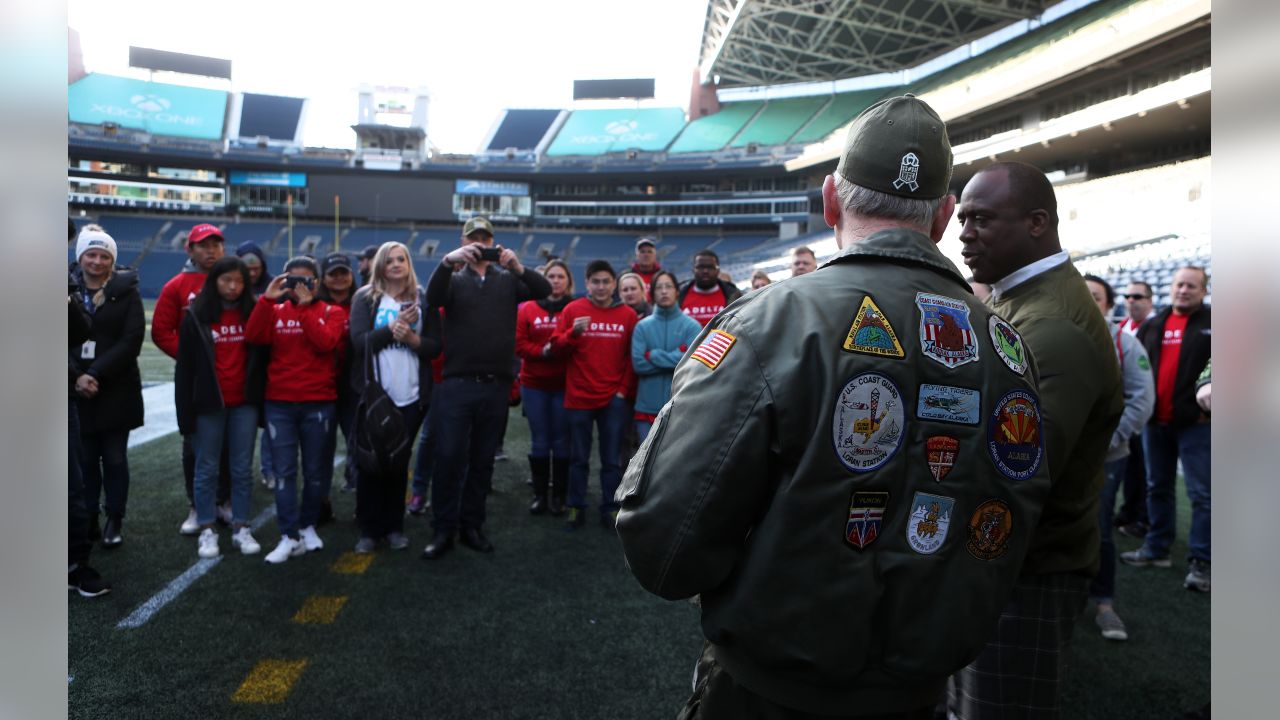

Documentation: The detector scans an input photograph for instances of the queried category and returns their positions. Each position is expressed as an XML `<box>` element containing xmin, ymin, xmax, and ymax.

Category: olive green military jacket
<box><xmin>616</xmin><ymin>227</ymin><xmax>1052</xmax><ymax>715</ymax></box>
<box><xmin>987</xmin><ymin>261</ymin><xmax>1124</xmax><ymax>577</ymax></box>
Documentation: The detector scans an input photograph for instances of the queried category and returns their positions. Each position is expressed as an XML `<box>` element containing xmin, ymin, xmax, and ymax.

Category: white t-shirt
<box><xmin>373</xmin><ymin>294</ymin><xmax>422</xmax><ymax>407</ymax></box>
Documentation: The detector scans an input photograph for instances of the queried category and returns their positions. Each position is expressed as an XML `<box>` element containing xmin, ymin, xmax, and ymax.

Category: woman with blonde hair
<box><xmin>750</xmin><ymin>269</ymin><xmax>772</xmax><ymax>290</ymax></box>
<box><xmin>618</xmin><ymin>271</ymin><xmax>651</xmax><ymax>320</ymax></box>
<box><xmin>349</xmin><ymin>242</ymin><xmax>442</xmax><ymax>553</ymax></box>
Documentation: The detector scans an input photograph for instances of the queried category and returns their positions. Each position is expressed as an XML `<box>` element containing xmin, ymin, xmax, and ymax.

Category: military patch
<box><xmin>832</xmin><ymin>373</ymin><xmax>905</xmax><ymax>473</ymax></box>
<box><xmin>916</xmin><ymin>384</ymin><xmax>980</xmax><ymax>425</ymax></box>
<box><xmin>1138</xmin><ymin>355</ymin><xmax>1151</xmax><ymax>371</ymax></box>
<box><xmin>690</xmin><ymin>330</ymin><xmax>736</xmax><ymax>370</ymax></box>
<box><xmin>965</xmin><ymin>499</ymin><xmax>1013</xmax><ymax>560</ymax></box>
<box><xmin>846</xmin><ymin>490</ymin><xmax>888</xmax><ymax>549</ymax></box>
<box><xmin>988</xmin><ymin>316</ymin><xmax>1027</xmax><ymax>375</ymax></box>
<box><xmin>925</xmin><ymin>435</ymin><xmax>960</xmax><ymax>482</ymax></box>
<box><xmin>987</xmin><ymin>390</ymin><xmax>1044</xmax><ymax>481</ymax></box>
<box><xmin>915</xmin><ymin>292</ymin><xmax>979</xmax><ymax>368</ymax></box>
<box><xmin>842</xmin><ymin>295</ymin><xmax>904</xmax><ymax>358</ymax></box>
<box><xmin>907</xmin><ymin>492</ymin><xmax>954</xmax><ymax>554</ymax></box>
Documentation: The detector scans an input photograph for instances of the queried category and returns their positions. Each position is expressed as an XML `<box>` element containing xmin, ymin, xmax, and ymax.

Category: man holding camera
<box><xmin>422</xmin><ymin>217</ymin><xmax>551</xmax><ymax>558</ymax></box>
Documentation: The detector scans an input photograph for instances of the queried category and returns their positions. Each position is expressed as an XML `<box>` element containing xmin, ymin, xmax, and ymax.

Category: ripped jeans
<box><xmin>264</xmin><ymin>401</ymin><xmax>336</xmax><ymax>539</ymax></box>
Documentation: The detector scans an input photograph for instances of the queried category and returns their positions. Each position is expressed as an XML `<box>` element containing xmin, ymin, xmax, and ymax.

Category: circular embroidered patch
<box><xmin>832</xmin><ymin>372</ymin><xmax>905</xmax><ymax>473</ymax></box>
<box><xmin>987</xmin><ymin>389</ymin><xmax>1043</xmax><ymax>480</ymax></box>
<box><xmin>966</xmin><ymin>499</ymin><xmax>1013</xmax><ymax>560</ymax></box>
<box><xmin>988</xmin><ymin>316</ymin><xmax>1027</xmax><ymax>375</ymax></box>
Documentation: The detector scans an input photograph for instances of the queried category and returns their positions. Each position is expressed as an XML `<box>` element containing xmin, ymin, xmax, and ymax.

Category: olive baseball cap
<box><xmin>835</xmin><ymin>94</ymin><xmax>952</xmax><ymax>199</ymax></box>
<box><xmin>463</xmin><ymin>216</ymin><xmax>494</xmax><ymax>237</ymax></box>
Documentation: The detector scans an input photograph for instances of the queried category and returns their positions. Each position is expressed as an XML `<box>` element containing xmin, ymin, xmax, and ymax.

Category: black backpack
<box><xmin>351</xmin><ymin>321</ymin><xmax>411</xmax><ymax>476</ymax></box>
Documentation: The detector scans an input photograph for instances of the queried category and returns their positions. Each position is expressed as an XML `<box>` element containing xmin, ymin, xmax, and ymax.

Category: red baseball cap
<box><xmin>187</xmin><ymin>223</ymin><xmax>225</xmax><ymax>247</ymax></box>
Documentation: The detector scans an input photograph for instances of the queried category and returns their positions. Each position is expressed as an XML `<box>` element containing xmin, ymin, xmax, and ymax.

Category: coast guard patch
<box><xmin>832</xmin><ymin>372</ymin><xmax>905</xmax><ymax>473</ymax></box>
<box><xmin>907</xmin><ymin>492</ymin><xmax>954</xmax><ymax>554</ymax></box>
<box><xmin>987</xmin><ymin>390</ymin><xmax>1044</xmax><ymax>481</ymax></box>
<box><xmin>966</xmin><ymin>499</ymin><xmax>1013</xmax><ymax>560</ymax></box>
<box><xmin>842</xmin><ymin>295</ymin><xmax>904</xmax><ymax>358</ymax></box>
<box><xmin>846</xmin><ymin>490</ymin><xmax>888</xmax><ymax>549</ymax></box>
<box><xmin>916</xmin><ymin>292</ymin><xmax>979</xmax><ymax>368</ymax></box>
<box><xmin>925</xmin><ymin>435</ymin><xmax>959</xmax><ymax>482</ymax></box>
<box><xmin>988</xmin><ymin>316</ymin><xmax>1027</xmax><ymax>375</ymax></box>
<box><xmin>916</xmin><ymin>384</ymin><xmax>980</xmax><ymax>425</ymax></box>
<box><xmin>690</xmin><ymin>330</ymin><xmax>736</xmax><ymax>370</ymax></box>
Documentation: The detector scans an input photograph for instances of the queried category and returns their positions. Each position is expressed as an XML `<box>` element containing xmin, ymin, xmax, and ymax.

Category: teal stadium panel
<box><xmin>730</xmin><ymin>96</ymin><xmax>829</xmax><ymax>147</ymax></box>
<box><xmin>69</xmin><ymin>73</ymin><xmax>229</xmax><ymax>140</ymax></box>
<box><xmin>546</xmin><ymin>108</ymin><xmax>688</xmax><ymax>156</ymax></box>
<box><xmin>666</xmin><ymin>101</ymin><xmax>764</xmax><ymax>153</ymax></box>
<box><xmin>789</xmin><ymin>89</ymin><xmax>888</xmax><ymax>145</ymax></box>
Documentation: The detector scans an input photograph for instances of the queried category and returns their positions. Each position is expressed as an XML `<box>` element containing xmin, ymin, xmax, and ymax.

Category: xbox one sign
<box><xmin>69</xmin><ymin>73</ymin><xmax>229</xmax><ymax>140</ymax></box>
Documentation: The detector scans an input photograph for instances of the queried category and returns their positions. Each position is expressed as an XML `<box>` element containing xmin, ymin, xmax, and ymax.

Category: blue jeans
<box><xmin>1143</xmin><ymin>422</ymin><xmax>1211</xmax><ymax>562</ymax></box>
<box><xmin>430</xmin><ymin>378</ymin><xmax>507</xmax><ymax>532</ymax></box>
<box><xmin>1090</xmin><ymin>457</ymin><xmax>1127</xmax><ymax>602</ymax></box>
<box><xmin>259</xmin><ymin>431</ymin><xmax>273</xmax><ymax>480</ymax></box>
<box><xmin>194</xmin><ymin>405</ymin><xmax>258</xmax><ymax>527</ymax></box>
<box><xmin>79</xmin><ymin>428</ymin><xmax>131</xmax><ymax>517</ymax></box>
<box><xmin>522</xmin><ymin>386</ymin><xmax>569</xmax><ymax>460</ymax></box>
<box><xmin>411</xmin><ymin>403</ymin><xmax>437</xmax><ymax>497</ymax></box>
<box><xmin>265</xmin><ymin>401</ymin><xmax>336</xmax><ymax>538</ymax></box>
<box><xmin>567</xmin><ymin>396</ymin><xmax>630</xmax><ymax>514</ymax></box>
<box><xmin>635</xmin><ymin>420</ymin><xmax>653</xmax><ymax>446</ymax></box>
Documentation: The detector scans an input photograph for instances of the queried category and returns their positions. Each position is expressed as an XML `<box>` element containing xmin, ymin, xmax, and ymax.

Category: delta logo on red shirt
<box><xmin>532</xmin><ymin>316</ymin><xmax>557</xmax><ymax>327</ymax></box>
<box><xmin>275</xmin><ymin>317</ymin><xmax>305</xmax><ymax>336</ymax></box>
<box><xmin>583</xmin><ymin>321</ymin><xmax>627</xmax><ymax>339</ymax></box>
<box><xmin>683</xmin><ymin>304</ymin><xmax>724</xmax><ymax>327</ymax></box>
<box><xmin>1163</xmin><ymin>328</ymin><xmax>1183</xmax><ymax>345</ymax></box>
<box><xmin>211</xmin><ymin>323</ymin><xmax>245</xmax><ymax>344</ymax></box>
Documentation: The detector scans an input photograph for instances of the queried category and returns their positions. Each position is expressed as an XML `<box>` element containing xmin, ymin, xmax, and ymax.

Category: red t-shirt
<box><xmin>212</xmin><ymin>307</ymin><xmax>248</xmax><ymax>407</ymax></box>
<box><xmin>516</xmin><ymin>300</ymin><xmax>568</xmax><ymax>391</ymax></box>
<box><xmin>681</xmin><ymin>284</ymin><xmax>726</xmax><ymax>327</ymax></box>
<box><xmin>551</xmin><ymin>298</ymin><xmax>637</xmax><ymax>410</ymax></box>
<box><xmin>1155</xmin><ymin>312</ymin><xmax>1189</xmax><ymax>423</ymax></box>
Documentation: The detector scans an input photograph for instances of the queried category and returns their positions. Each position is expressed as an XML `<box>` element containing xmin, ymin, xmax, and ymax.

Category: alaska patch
<box><xmin>846</xmin><ymin>491</ymin><xmax>888</xmax><ymax>549</ymax></box>
<box><xmin>988</xmin><ymin>316</ymin><xmax>1027</xmax><ymax>375</ymax></box>
<box><xmin>966</xmin><ymin>499</ymin><xmax>1013</xmax><ymax>560</ymax></box>
<box><xmin>690</xmin><ymin>330</ymin><xmax>736</xmax><ymax>370</ymax></box>
<box><xmin>925</xmin><ymin>435</ymin><xmax>960</xmax><ymax>482</ymax></box>
<box><xmin>842</xmin><ymin>296</ymin><xmax>904</xmax><ymax>358</ymax></box>
<box><xmin>987</xmin><ymin>390</ymin><xmax>1044</xmax><ymax>481</ymax></box>
<box><xmin>907</xmin><ymin>492</ymin><xmax>954</xmax><ymax>554</ymax></box>
<box><xmin>832</xmin><ymin>373</ymin><xmax>905</xmax><ymax>473</ymax></box>
<box><xmin>916</xmin><ymin>292</ymin><xmax>979</xmax><ymax>368</ymax></box>
<box><xmin>917</xmin><ymin>384</ymin><xmax>980</xmax><ymax>425</ymax></box>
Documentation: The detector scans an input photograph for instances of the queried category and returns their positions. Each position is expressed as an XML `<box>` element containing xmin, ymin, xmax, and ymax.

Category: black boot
<box><xmin>528</xmin><ymin>455</ymin><xmax>550</xmax><ymax>515</ymax></box>
<box><xmin>101</xmin><ymin>513</ymin><xmax>123</xmax><ymax>548</ymax></box>
<box><xmin>549</xmin><ymin>457</ymin><xmax>568</xmax><ymax>516</ymax></box>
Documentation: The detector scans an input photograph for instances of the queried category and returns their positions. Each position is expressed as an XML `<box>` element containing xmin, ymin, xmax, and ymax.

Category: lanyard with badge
<box><xmin>78</xmin><ymin>284</ymin><xmax>97</xmax><ymax>360</ymax></box>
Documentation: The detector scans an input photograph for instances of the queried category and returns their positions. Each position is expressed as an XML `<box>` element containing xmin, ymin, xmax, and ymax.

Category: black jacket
<box><xmin>348</xmin><ymin>285</ymin><xmax>442</xmax><ymax>410</ymax></box>
<box><xmin>677</xmin><ymin>278</ymin><xmax>743</xmax><ymax>308</ymax></box>
<box><xmin>426</xmin><ymin>261</ymin><xmax>551</xmax><ymax>381</ymax></box>
<box><xmin>69</xmin><ymin>266</ymin><xmax>145</xmax><ymax>433</ymax></box>
<box><xmin>174</xmin><ymin>308</ymin><xmax>268</xmax><ymax>436</ymax></box>
<box><xmin>69</xmin><ymin>300</ymin><xmax>91</xmax><ymax>397</ymax></box>
<box><xmin>1137</xmin><ymin>304</ymin><xmax>1211</xmax><ymax>428</ymax></box>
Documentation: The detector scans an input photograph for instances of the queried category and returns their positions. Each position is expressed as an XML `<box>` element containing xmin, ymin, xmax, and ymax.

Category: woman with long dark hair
<box><xmin>349</xmin><ymin>242</ymin><xmax>441</xmax><ymax>552</ymax></box>
<box><xmin>70</xmin><ymin>228</ymin><xmax>144</xmax><ymax>548</ymax></box>
<box><xmin>245</xmin><ymin>256</ymin><xmax>348</xmax><ymax>564</ymax></box>
<box><xmin>515</xmin><ymin>259</ymin><xmax>574</xmax><ymax>515</ymax></box>
<box><xmin>175</xmin><ymin>256</ymin><xmax>266</xmax><ymax>557</ymax></box>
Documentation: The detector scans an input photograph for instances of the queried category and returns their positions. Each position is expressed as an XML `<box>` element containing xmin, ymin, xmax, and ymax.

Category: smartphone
<box><xmin>399</xmin><ymin>300</ymin><xmax>416</xmax><ymax>312</ymax></box>
<box><xmin>283</xmin><ymin>275</ymin><xmax>315</xmax><ymax>290</ymax></box>
<box><xmin>477</xmin><ymin>247</ymin><xmax>503</xmax><ymax>262</ymax></box>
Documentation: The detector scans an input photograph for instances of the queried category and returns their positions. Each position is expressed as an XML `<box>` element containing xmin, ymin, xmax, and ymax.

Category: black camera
<box><xmin>283</xmin><ymin>275</ymin><xmax>316</xmax><ymax>290</ymax></box>
<box><xmin>477</xmin><ymin>247</ymin><xmax>503</xmax><ymax>262</ymax></box>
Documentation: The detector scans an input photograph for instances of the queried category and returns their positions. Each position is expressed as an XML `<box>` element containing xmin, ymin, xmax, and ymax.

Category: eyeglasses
<box><xmin>693</xmin><ymin>264</ymin><xmax>718</xmax><ymax>271</ymax></box>
<box><xmin>1122</xmin><ymin>294</ymin><xmax>1150</xmax><ymax>300</ymax></box>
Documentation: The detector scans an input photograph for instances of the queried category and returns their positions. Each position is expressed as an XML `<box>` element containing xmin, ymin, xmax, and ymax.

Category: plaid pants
<box><xmin>947</xmin><ymin>573</ymin><xmax>1089</xmax><ymax>720</ymax></box>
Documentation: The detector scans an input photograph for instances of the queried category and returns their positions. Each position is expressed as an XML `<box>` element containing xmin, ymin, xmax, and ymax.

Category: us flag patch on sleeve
<box><xmin>691</xmin><ymin>330</ymin><xmax>737</xmax><ymax>370</ymax></box>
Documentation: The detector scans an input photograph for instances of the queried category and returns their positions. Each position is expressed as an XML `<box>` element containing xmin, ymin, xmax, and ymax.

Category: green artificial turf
<box><xmin>69</xmin><ymin>412</ymin><xmax>1208</xmax><ymax>718</ymax></box>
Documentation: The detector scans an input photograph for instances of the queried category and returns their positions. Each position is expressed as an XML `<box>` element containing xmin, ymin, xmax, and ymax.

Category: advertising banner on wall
<box><xmin>68</xmin><ymin>73</ymin><xmax>228</xmax><ymax>140</ymax></box>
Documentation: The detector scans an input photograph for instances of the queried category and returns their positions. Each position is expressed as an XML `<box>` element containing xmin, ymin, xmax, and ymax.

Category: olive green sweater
<box><xmin>988</xmin><ymin>260</ymin><xmax>1124</xmax><ymax>576</ymax></box>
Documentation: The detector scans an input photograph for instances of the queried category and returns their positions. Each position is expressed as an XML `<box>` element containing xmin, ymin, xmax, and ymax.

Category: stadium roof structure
<box><xmin>699</xmin><ymin>0</ymin><xmax>1053</xmax><ymax>87</ymax></box>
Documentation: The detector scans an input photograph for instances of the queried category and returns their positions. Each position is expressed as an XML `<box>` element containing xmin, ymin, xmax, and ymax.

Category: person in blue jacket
<box><xmin>630</xmin><ymin>270</ymin><xmax>702</xmax><ymax>443</ymax></box>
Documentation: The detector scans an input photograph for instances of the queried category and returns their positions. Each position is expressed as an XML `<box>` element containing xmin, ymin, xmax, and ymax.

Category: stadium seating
<box><xmin>789</xmin><ymin>89</ymin><xmax>888</xmax><ymax>144</ymax></box>
<box><xmin>730</xmin><ymin>96</ymin><xmax>830</xmax><ymax>148</ymax></box>
<box><xmin>486</xmin><ymin>109</ymin><xmax>563</xmax><ymax>152</ymax></box>
<box><xmin>667</xmin><ymin>102</ymin><xmax>765</xmax><ymax>154</ymax></box>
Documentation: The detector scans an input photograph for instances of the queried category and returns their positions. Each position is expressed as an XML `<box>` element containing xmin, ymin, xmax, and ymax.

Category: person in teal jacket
<box><xmin>630</xmin><ymin>270</ymin><xmax>702</xmax><ymax>443</ymax></box>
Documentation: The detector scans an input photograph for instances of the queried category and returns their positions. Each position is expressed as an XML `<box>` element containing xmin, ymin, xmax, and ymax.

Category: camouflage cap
<box><xmin>835</xmin><ymin>94</ymin><xmax>952</xmax><ymax>199</ymax></box>
<box><xmin>463</xmin><ymin>216</ymin><xmax>494</xmax><ymax>237</ymax></box>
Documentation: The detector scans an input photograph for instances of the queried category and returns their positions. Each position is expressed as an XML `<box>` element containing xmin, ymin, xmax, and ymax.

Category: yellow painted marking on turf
<box><xmin>231</xmin><ymin>659</ymin><xmax>308</xmax><ymax>704</ymax></box>
<box><xmin>291</xmin><ymin>595</ymin><xmax>349</xmax><ymax>625</ymax></box>
<box><xmin>330</xmin><ymin>552</ymin><xmax>374</xmax><ymax>575</ymax></box>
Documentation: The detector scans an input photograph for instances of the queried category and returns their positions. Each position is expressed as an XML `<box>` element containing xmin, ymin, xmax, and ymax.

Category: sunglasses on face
<box><xmin>1123</xmin><ymin>294</ymin><xmax>1149</xmax><ymax>300</ymax></box>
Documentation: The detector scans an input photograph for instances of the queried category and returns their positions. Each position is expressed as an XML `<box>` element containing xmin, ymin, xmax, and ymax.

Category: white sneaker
<box><xmin>197</xmin><ymin>528</ymin><xmax>220</xmax><ymax>558</ymax></box>
<box><xmin>231</xmin><ymin>527</ymin><xmax>261</xmax><ymax>555</ymax></box>
<box><xmin>299</xmin><ymin>526</ymin><xmax>324</xmax><ymax>552</ymax></box>
<box><xmin>264</xmin><ymin>536</ymin><xmax>305</xmax><ymax>564</ymax></box>
<box><xmin>215</xmin><ymin>502</ymin><xmax>234</xmax><ymax>525</ymax></box>
<box><xmin>179</xmin><ymin>508</ymin><xmax>199</xmax><ymax>536</ymax></box>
